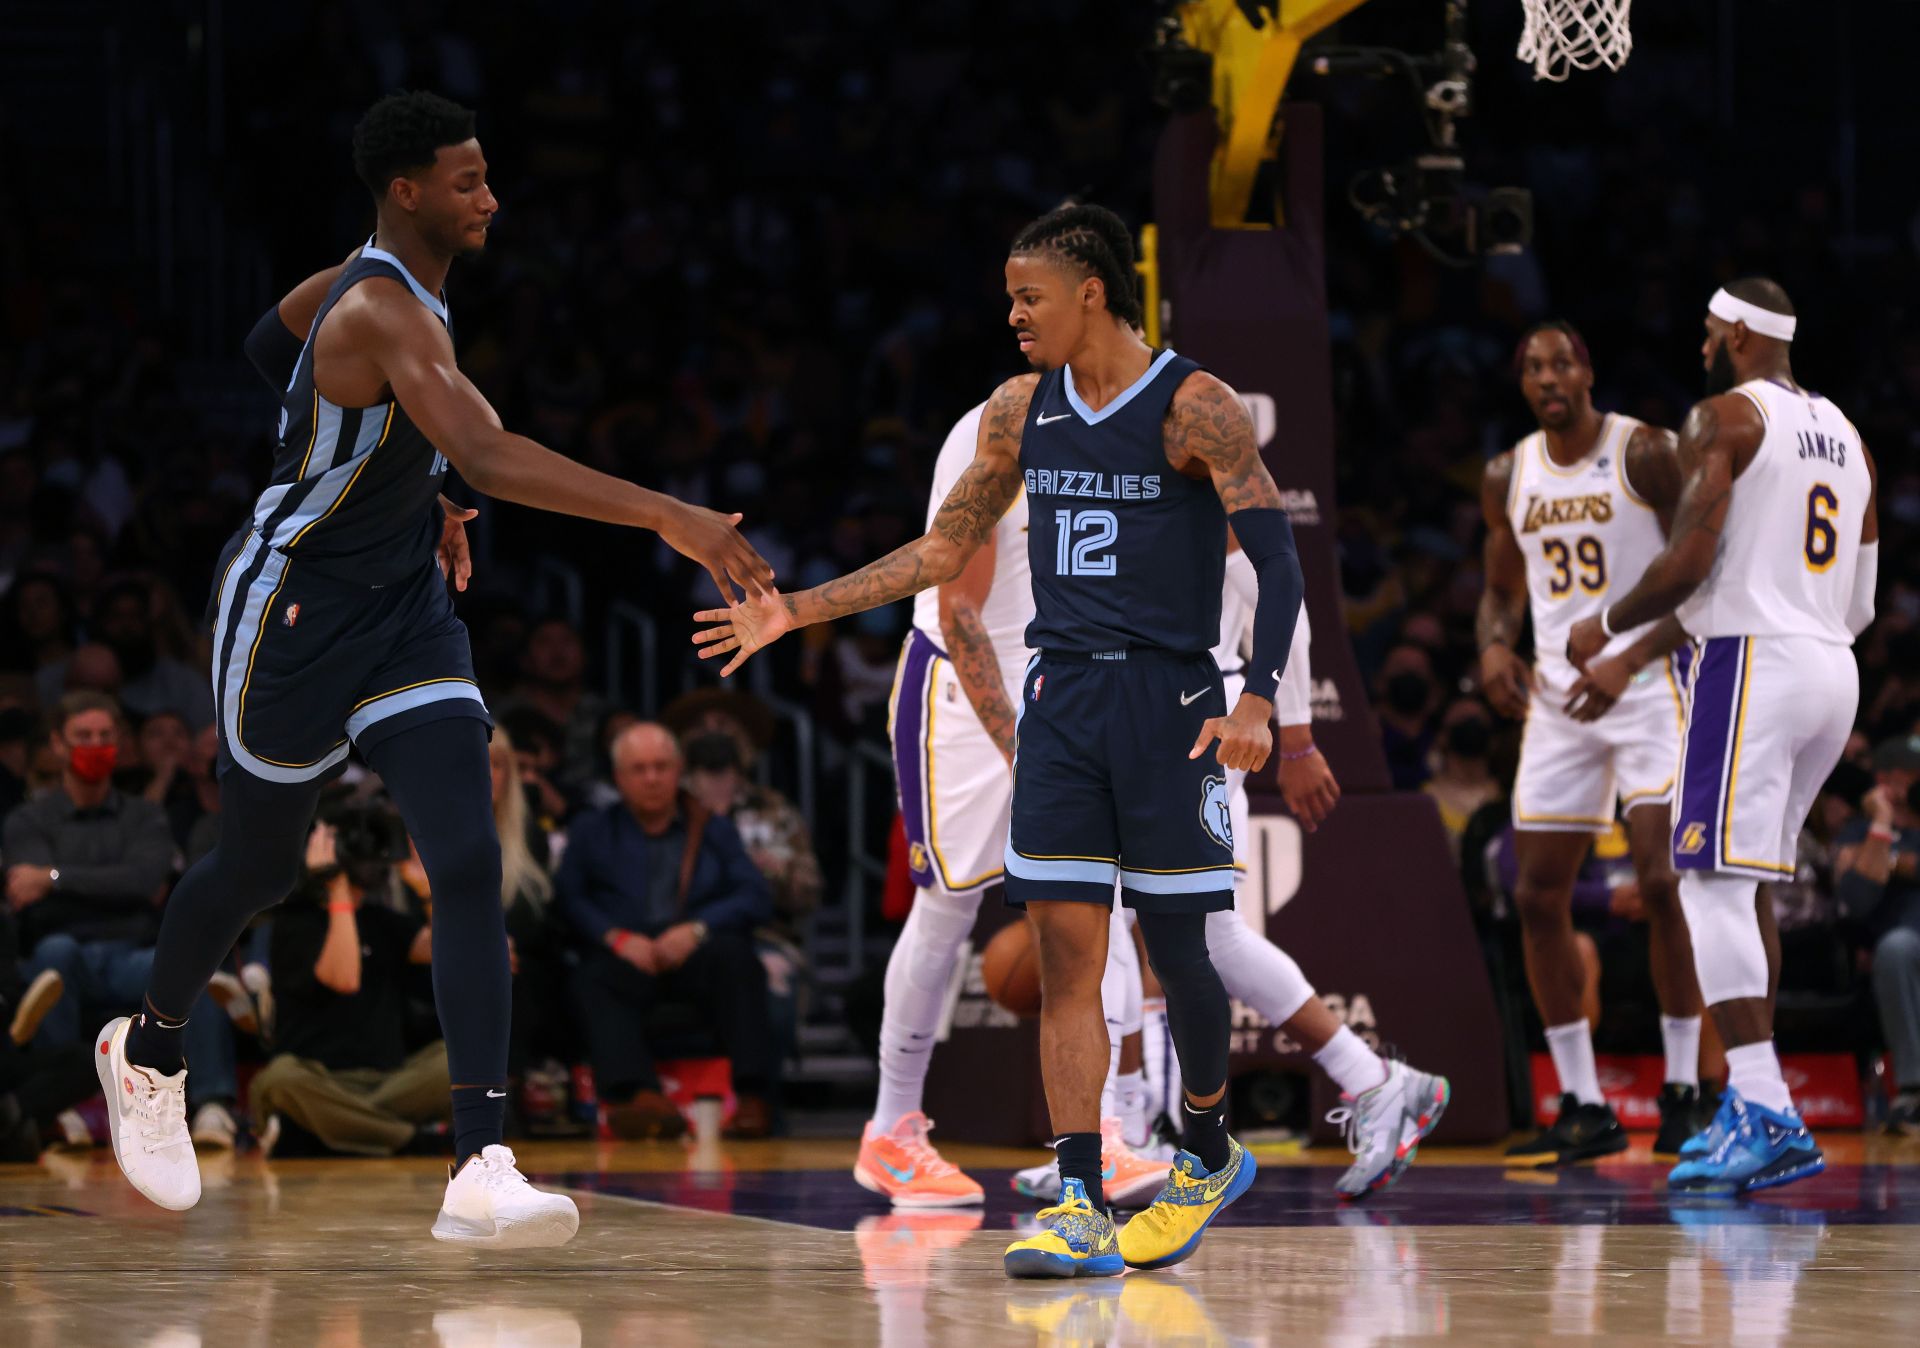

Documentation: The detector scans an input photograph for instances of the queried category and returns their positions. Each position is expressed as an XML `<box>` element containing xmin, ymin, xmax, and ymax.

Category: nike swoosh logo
<box><xmin>882</xmin><ymin>1161</ymin><xmax>916</xmax><ymax>1183</ymax></box>
<box><xmin>1101</xmin><ymin>1162</ymin><xmax>1116</xmax><ymax>1181</ymax></box>
<box><xmin>487</xmin><ymin>1090</ymin><xmax>506</xmax><ymax>1099</ymax></box>
<box><xmin>1180</xmin><ymin>688</ymin><xmax>1207</xmax><ymax>706</ymax></box>
<box><xmin>1036</xmin><ymin>411</ymin><xmax>1073</xmax><ymax>425</ymax></box>
<box><xmin>1198</xmin><ymin>1162</ymin><xmax>1239</xmax><ymax>1203</ymax></box>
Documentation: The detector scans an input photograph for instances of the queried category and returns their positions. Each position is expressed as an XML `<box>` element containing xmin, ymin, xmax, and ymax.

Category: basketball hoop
<box><xmin>1516</xmin><ymin>0</ymin><xmax>1633</xmax><ymax>82</ymax></box>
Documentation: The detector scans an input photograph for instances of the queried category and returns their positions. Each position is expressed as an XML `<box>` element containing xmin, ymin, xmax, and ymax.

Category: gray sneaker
<box><xmin>1329</xmin><ymin>1061</ymin><xmax>1451</xmax><ymax>1200</ymax></box>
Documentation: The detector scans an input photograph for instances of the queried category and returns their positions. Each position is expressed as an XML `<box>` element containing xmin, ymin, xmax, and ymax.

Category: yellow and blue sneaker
<box><xmin>1002</xmin><ymin>1177</ymin><xmax>1124</xmax><ymax>1279</ymax></box>
<box><xmin>1117</xmin><ymin>1138</ymin><xmax>1257</xmax><ymax>1271</ymax></box>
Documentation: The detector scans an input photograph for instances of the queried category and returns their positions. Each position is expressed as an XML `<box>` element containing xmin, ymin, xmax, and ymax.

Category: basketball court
<box><xmin>4</xmin><ymin>1133</ymin><xmax>1917</xmax><ymax>1344</ymax></box>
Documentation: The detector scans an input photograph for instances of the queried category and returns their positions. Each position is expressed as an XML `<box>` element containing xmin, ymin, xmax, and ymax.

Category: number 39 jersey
<box><xmin>1507</xmin><ymin>413</ymin><xmax>1666</xmax><ymax>694</ymax></box>
<box><xmin>1677</xmin><ymin>379</ymin><xmax>1868</xmax><ymax>646</ymax></box>
<box><xmin>1020</xmin><ymin>349</ymin><xmax>1223</xmax><ymax>655</ymax></box>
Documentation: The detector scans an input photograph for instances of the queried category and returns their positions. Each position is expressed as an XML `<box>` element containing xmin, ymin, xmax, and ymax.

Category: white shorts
<box><xmin>1673</xmin><ymin>634</ymin><xmax>1856</xmax><ymax>881</ymax></box>
<box><xmin>1512</xmin><ymin>651</ymin><xmax>1690</xmax><ymax>834</ymax></box>
<box><xmin>889</xmin><ymin>629</ymin><xmax>1013</xmax><ymax>896</ymax></box>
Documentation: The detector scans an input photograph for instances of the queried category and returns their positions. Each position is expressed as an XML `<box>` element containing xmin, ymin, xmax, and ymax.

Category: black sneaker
<box><xmin>1505</xmin><ymin>1093</ymin><xmax>1630</xmax><ymax>1166</ymax></box>
<box><xmin>1654</xmin><ymin>1083</ymin><xmax>1712</xmax><ymax>1159</ymax></box>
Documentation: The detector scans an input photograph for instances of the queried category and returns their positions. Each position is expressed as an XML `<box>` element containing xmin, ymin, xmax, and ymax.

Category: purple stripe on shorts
<box><xmin>1671</xmin><ymin>641</ymin><xmax>1694</xmax><ymax>693</ymax></box>
<box><xmin>1673</xmin><ymin>636</ymin><xmax>1740</xmax><ymax>871</ymax></box>
<box><xmin>891</xmin><ymin>629</ymin><xmax>941</xmax><ymax>885</ymax></box>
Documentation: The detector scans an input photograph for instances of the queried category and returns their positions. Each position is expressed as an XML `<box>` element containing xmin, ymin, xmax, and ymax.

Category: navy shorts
<box><xmin>208</xmin><ymin>529</ymin><xmax>490</xmax><ymax>784</ymax></box>
<box><xmin>1003</xmin><ymin>649</ymin><xmax>1236</xmax><ymax>913</ymax></box>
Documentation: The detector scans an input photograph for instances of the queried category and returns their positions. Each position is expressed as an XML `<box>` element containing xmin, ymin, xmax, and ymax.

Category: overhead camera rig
<box><xmin>1149</xmin><ymin>0</ymin><xmax>1532</xmax><ymax>265</ymax></box>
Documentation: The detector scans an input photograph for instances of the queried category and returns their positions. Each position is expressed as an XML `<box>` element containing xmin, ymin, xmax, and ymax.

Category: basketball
<box><xmin>981</xmin><ymin>920</ymin><xmax>1042</xmax><ymax>1017</ymax></box>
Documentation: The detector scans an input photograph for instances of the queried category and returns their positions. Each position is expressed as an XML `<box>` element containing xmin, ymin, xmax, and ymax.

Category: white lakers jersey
<box><xmin>1677</xmin><ymin>379</ymin><xmax>1868</xmax><ymax>644</ymax></box>
<box><xmin>1507</xmin><ymin>414</ymin><xmax>1667</xmax><ymax>693</ymax></box>
<box><xmin>911</xmin><ymin>402</ymin><xmax>1034</xmax><ymax>704</ymax></box>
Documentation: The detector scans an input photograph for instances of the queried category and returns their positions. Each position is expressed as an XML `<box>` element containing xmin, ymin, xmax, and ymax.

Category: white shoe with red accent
<box><xmin>94</xmin><ymin>1016</ymin><xmax>200</xmax><ymax>1211</ymax></box>
<box><xmin>1010</xmin><ymin>1118</ymin><xmax>1171</xmax><ymax>1208</ymax></box>
<box><xmin>853</xmin><ymin>1111</ymin><xmax>985</xmax><ymax>1207</ymax></box>
<box><xmin>431</xmin><ymin>1144</ymin><xmax>580</xmax><ymax>1248</ymax></box>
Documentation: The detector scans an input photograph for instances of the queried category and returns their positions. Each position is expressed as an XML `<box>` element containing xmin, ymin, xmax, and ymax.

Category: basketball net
<box><xmin>1516</xmin><ymin>0</ymin><xmax>1632</xmax><ymax>81</ymax></box>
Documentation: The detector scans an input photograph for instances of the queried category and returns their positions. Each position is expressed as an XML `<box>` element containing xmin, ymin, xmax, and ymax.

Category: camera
<box><xmin>315</xmin><ymin>796</ymin><xmax>410</xmax><ymax>891</ymax></box>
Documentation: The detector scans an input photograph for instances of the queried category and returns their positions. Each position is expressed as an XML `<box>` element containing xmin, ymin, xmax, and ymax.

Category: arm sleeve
<box><xmin>1847</xmin><ymin>540</ymin><xmax>1878</xmax><ymax>637</ymax></box>
<box><xmin>1227</xmin><ymin>508</ymin><xmax>1305</xmax><ymax>703</ymax></box>
<box><xmin>243</xmin><ymin>305</ymin><xmax>305</xmax><ymax>391</ymax></box>
<box><xmin>1273</xmin><ymin>600</ymin><xmax>1312</xmax><ymax>727</ymax></box>
<box><xmin>691</xmin><ymin>817</ymin><xmax>775</xmax><ymax>933</ymax></box>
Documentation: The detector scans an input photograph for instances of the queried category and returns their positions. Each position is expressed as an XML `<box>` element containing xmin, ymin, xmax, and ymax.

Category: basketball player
<box><xmin>93</xmin><ymin>92</ymin><xmax>771</xmax><ymax>1244</ymax></box>
<box><xmin>1478</xmin><ymin>322</ymin><xmax>1710</xmax><ymax>1164</ymax></box>
<box><xmin>1020</xmin><ymin>538</ymin><xmax>1449</xmax><ymax>1203</ymax></box>
<box><xmin>1568</xmin><ymin>279</ymin><xmax>1878</xmax><ymax>1193</ymax></box>
<box><xmin>701</xmin><ymin>203</ymin><xmax>1449</xmax><ymax>1276</ymax></box>
<box><xmin>856</xmin><ymin>398</ymin><xmax>1167</xmax><ymax>1210</ymax></box>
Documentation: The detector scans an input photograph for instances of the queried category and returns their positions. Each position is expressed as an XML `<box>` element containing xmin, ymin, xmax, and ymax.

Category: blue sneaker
<box><xmin>1665</xmin><ymin>1091</ymin><xmax>1824</xmax><ymax>1195</ymax></box>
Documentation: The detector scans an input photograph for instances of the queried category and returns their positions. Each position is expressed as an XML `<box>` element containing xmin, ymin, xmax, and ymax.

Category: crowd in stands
<box><xmin>2</xmin><ymin>0</ymin><xmax>1917</xmax><ymax>1153</ymax></box>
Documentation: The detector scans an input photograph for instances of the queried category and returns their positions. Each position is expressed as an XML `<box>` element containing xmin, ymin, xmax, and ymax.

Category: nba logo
<box><xmin>1033</xmin><ymin>675</ymin><xmax>1045</xmax><ymax>700</ymax></box>
<box><xmin>282</xmin><ymin>603</ymin><xmax>301</xmax><ymax>628</ymax></box>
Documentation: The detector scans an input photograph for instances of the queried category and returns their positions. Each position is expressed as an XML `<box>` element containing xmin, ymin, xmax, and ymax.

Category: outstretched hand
<box><xmin>693</xmin><ymin>589</ymin><xmax>793</xmax><ymax>677</ymax></box>
<box><xmin>660</xmin><ymin>501</ymin><xmax>776</xmax><ymax>604</ymax></box>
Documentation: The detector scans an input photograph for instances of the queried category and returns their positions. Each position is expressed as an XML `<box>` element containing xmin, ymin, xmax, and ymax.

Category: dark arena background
<box><xmin>2</xmin><ymin>1</ymin><xmax>1919</xmax><ymax>1343</ymax></box>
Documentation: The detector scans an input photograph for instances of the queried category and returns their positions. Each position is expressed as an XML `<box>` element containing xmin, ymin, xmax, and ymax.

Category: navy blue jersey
<box><xmin>1020</xmin><ymin>350</ymin><xmax>1223</xmax><ymax>654</ymax></box>
<box><xmin>247</xmin><ymin>242</ymin><xmax>450</xmax><ymax>585</ymax></box>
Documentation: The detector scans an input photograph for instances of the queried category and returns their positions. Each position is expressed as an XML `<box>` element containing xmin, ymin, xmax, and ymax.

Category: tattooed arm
<box><xmin>1475</xmin><ymin>450</ymin><xmax>1534</xmax><ymax>719</ymax></box>
<box><xmin>693</xmin><ymin>376</ymin><xmax>1035</xmax><ymax>676</ymax></box>
<box><xmin>1622</xmin><ymin>422</ymin><xmax>1684</xmax><ymax>531</ymax></box>
<box><xmin>938</xmin><ymin>530</ymin><xmax>1018</xmax><ymax>764</ymax></box>
<box><xmin>1566</xmin><ymin>394</ymin><xmax>1764</xmax><ymax>668</ymax></box>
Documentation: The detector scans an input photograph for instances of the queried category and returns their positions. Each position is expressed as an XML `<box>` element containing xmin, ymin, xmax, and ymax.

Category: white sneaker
<box><xmin>430</xmin><ymin>1144</ymin><xmax>580</xmax><ymax>1248</ymax></box>
<box><xmin>94</xmin><ymin>1016</ymin><xmax>200</xmax><ymax>1211</ymax></box>
<box><xmin>258</xmin><ymin>1113</ymin><xmax>282</xmax><ymax>1158</ymax></box>
<box><xmin>1011</xmin><ymin>1159</ymin><xmax>1061</xmax><ymax>1202</ymax></box>
<box><xmin>1327</xmin><ymin>1060</ymin><xmax>1451</xmax><ymax>1200</ymax></box>
<box><xmin>191</xmin><ymin>1100</ymin><xmax>237</xmax><ymax>1149</ymax></box>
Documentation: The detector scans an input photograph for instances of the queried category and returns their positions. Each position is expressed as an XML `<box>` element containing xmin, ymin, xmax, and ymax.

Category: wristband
<box><xmin>1598</xmin><ymin>606</ymin><xmax>1617</xmax><ymax>639</ymax></box>
<box><xmin>327</xmin><ymin>902</ymin><xmax>356</xmax><ymax>914</ymax></box>
<box><xmin>1278</xmin><ymin>745</ymin><xmax>1320</xmax><ymax>762</ymax></box>
<box><xmin>1868</xmin><ymin>825</ymin><xmax>1898</xmax><ymax>844</ymax></box>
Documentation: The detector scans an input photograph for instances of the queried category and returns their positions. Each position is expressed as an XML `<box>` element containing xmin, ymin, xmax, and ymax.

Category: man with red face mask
<box><xmin>2</xmin><ymin>691</ymin><xmax>238</xmax><ymax>1141</ymax></box>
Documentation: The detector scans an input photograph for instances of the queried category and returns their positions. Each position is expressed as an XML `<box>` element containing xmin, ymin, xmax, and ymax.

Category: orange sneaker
<box><xmin>854</xmin><ymin>1111</ymin><xmax>985</xmax><ymax>1208</ymax></box>
<box><xmin>1103</xmin><ymin>1116</ymin><xmax>1173</xmax><ymax>1208</ymax></box>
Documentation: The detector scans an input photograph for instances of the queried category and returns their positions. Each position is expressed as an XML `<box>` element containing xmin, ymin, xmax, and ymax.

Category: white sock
<box><xmin>1313</xmin><ymin>1025</ymin><xmax>1389</xmax><ymax>1097</ymax></box>
<box><xmin>1725</xmin><ymin>1041</ymin><xmax>1794</xmax><ymax>1114</ymax></box>
<box><xmin>1660</xmin><ymin>1015</ymin><xmax>1702</xmax><ymax>1088</ymax></box>
<box><xmin>1101</xmin><ymin>1038</ymin><xmax>1121</xmax><ymax>1122</ymax></box>
<box><xmin>1116</xmin><ymin>1071</ymin><xmax>1149</xmax><ymax>1147</ymax></box>
<box><xmin>1544</xmin><ymin>1021</ymin><xmax>1604</xmax><ymax>1107</ymax></box>
<box><xmin>871</xmin><ymin>888</ymin><xmax>978</xmax><ymax>1131</ymax></box>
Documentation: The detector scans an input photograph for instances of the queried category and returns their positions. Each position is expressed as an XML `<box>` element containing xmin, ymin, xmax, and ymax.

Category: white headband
<box><xmin>1709</xmin><ymin>289</ymin><xmax>1796</xmax><ymax>341</ymax></box>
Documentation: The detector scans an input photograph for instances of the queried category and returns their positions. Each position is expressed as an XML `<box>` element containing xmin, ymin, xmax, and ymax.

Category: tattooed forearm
<box><xmin>1477</xmin><ymin>588</ymin><xmax>1526</xmax><ymax>651</ymax></box>
<box><xmin>1166</xmin><ymin>374</ymin><xmax>1284</xmax><ymax>513</ymax></box>
<box><xmin>785</xmin><ymin>376</ymin><xmax>1031</xmax><ymax>629</ymax></box>
<box><xmin>941</xmin><ymin>601</ymin><xmax>1017</xmax><ymax>759</ymax></box>
<box><xmin>1477</xmin><ymin>450</ymin><xmax>1527</xmax><ymax>650</ymax></box>
<box><xmin>1607</xmin><ymin>402</ymin><xmax>1732</xmax><ymax>629</ymax></box>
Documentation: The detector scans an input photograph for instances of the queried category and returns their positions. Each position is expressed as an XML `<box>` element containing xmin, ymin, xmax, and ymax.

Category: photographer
<box><xmin>250</xmin><ymin>807</ymin><xmax>449</xmax><ymax>1157</ymax></box>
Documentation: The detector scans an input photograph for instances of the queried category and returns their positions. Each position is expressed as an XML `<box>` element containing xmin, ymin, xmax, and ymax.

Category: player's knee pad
<box><xmin>1101</xmin><ymin>904</ymin><xmax>1143</xmax><ymax>1040</ymax></box>
<box><xmin>886</xmin><ymin>887</ymin><xmax>978</xmax><ymax>998</ymax></box>
<box><xmin>1678</xmin><ymin>871</ymin><xmax>1768</xmax><ymax>1005</ymax></box>
<box><xmin>1205</xmin><ymin>908</ymin><xmax>1315</xmax><ymax>1024</ymax></box>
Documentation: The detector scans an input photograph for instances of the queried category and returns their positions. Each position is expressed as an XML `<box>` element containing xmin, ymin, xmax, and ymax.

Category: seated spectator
<box><xmin>251</xmin><ymin>819</ymin><xmax>448</xmax><ymax>1157</ymax></box>
<box><xmin>499</xmin><ymin>707</ymin><xmax>574</xmax><ymax>836</ymax></box>
<box><xmin>133</xmin><ymin>709</ymin><xmax>194</xmax><ymax>813</ymax></box>
<box><xmin>0</xmin><ymin>572</ymin><xmax>77</xmax><ymax>678</ymax></box>
<box><xmin>683</xmin><ymin>731</ymin><xmax>822</xmax><ymax>937</ymax></box>
<box><xmin>1835</xmin><ymin>735</ymin><xmax>1920</xmax><ymax>1136</ymax></box>
<box><xmin>489</xmin><ymin>728</ymin><xmax>572</xmax><ymax>1122</ymax></box>
<box><xmin>557</xmin><ymin>723</ymin><xmax>775</xmax><ymax>1140</ymax></box>
<box><xmin>1377</xmin><ymin>643</ymin><xmax>1440</xmax><ymax>791</ymax></box>
<box><xmin>3</xmin><ymin>690</ymin><xmax>237</xmax><ymax>1144</ymax></box>
<box><xmin>495</xmin><ymin>617</ymin><xmax>611</xmax><ymax>798</ymax></box>
<box><xmin>0</xmin><ymin>905</ymin><xmax>97</xmax><ymax>1161</ymax></box>
<box><xmin>1423</xmin><ymin>697</ymin><xmax>1500</xmax><ymax>857</ymax></box>
<box><xmin>0</xmin><ymin>703</ymin><xmax>34</xmax><ymax>819</ymax></box>
<box><xmin>36</xmin><ymin>577</ymin><xmax>213</xmax><ymax>729</ymax></box>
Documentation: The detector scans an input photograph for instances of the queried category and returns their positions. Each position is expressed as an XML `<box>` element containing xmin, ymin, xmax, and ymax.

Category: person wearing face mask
<box><xmin>1377</xmin><ymin>644</ymin><xmax>1440</xmax><ymax>791</ymax></box>
<box><xmin>1423</xmin><ymin>698</ymin><xmax>1501</xmax><ymax>858</ymax></box>
<box><xmin>1</xmin><ymin>691</ymin><xmax>239</xmax><ymax>1144</ymax></box>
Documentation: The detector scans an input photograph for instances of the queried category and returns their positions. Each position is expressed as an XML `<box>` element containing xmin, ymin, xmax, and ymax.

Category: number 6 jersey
<box><xmin>1506</xmin><ymin>412</ymin><xmax>1665</xmax><ymax>694</ymax></box>
<box><xmin>1019</xmin><ymin>349</ymin><xmax>1224</xmax><ymax>655</ymax></box>
<box><xmin>1676</xmin><ymin>379</ymin><xmax>1869</xmax><ymax>645</ymax></box>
